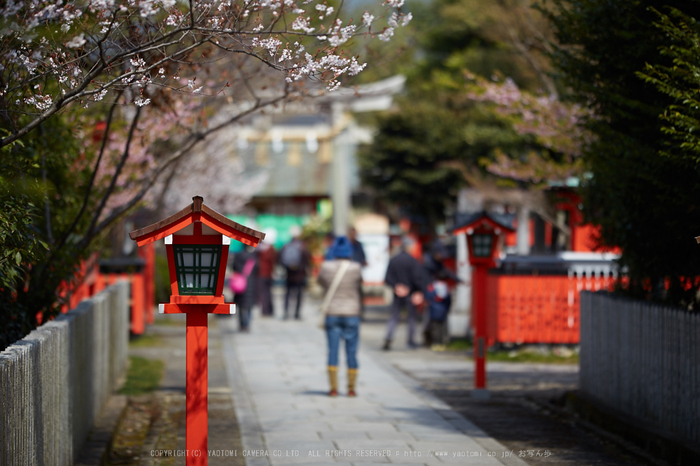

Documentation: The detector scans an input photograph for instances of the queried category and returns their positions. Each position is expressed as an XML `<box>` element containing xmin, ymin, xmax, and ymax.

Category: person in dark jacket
<box><xmin>348</xmin><ymin>227</ymin><xmax>367</xmax><ymax>266</ymax></box>
<box><xmin>422</xmin><ymin>240</ymin><xmax>460</xmax><ymax>283</ymax></box>
<box><xmin>256</xmin><ymin>236</ymin><xmax>277</xmax><ymax>317</ymax></box>
<box><xmin>279</xmin><ymin>225</ymin><xmax>310</xmax><ymax>319</ymax></box>
<box><xmin>231</xmin><ymin>246</ymin><xmax>258</xmax><ymax>332</ymax></box>
<box><xmin>382</xmin><ymin>237</ymin><xmax>429</xmax><ymax>350</ymax></box>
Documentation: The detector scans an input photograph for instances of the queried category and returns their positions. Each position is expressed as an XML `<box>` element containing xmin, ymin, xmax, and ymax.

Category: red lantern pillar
<box><xmin>187</xmin><ymin>311</ymin><xmax>208</xmax><ymax>463</ymax></box>
<box><xmin>130</xmin><ymin>196</ymin><xmax>265</xmax><ymax>466</ymax></box>
<box><xmin>452</xmin><ymin>212</ymin><xmax>514</xmax><ymax>400</ymax></box>
<box><xmin>472</xmin><ymin>265</ymin><xmax>488</xmax><ymax>392</ymax></box>
<box><xmin>158</xmin><ymin>302</ymin><xmax>235</xmax><ymax>464</ymax></box>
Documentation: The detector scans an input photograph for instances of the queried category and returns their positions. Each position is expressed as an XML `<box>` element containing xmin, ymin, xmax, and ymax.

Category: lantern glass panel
<box><xmin>173</xmin><ymin>245</ymin><xmax>222</xmax><ymax>295</ymax></box>
<box><xmin>472</xmin><ymin>234</ymin><xmax>493</xmax><ymax>258</ymax></box>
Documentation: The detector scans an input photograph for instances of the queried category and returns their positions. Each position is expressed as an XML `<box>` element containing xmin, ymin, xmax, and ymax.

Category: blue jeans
<box><xmin>325</xmin><ymin>316</ymin><xmax>360</xmax><ymax>369</ymax></box>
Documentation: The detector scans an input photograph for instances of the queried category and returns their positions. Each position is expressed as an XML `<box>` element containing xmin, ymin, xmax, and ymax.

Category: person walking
<box><xmin>382</xmin><ymin>237</ymin><xmax>428</xmax><ymax>350</ymax></box>
<box><xmin>279</xmin><ymin>225</ymin><xmax>310</xmax><ymax>320</ymax></box>
<box><xmin>231</xmin><ymin>246</ymin><xmax>258</xmax><ymax>332</ymax></box>
<box><xmin>256</xmin><ymin>234</ymin><xmax>277</xmax><ymax>317</ymax></box>
<box><xmin>318</xmin><ymin>236</ymin><xmax>363</xmax><ymax>396</ymax></box>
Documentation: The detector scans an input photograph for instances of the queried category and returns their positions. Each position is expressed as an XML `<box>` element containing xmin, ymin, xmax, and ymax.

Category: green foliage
<box><xmin>446</xmin><ymin>337</ymin><xmax>473</xmax><ymax>351</ymax></box>
<box><xmin>0</xmin><ymin>115</ymin><xmax>98</xmax><ymax>349</ymax></box>
<box><xmin>0</xmin><ymin>194</ymin><xmax>47</xmax><ymax>289</ymax></box>
<box><xmin>487</xmin><ymin>346</ymin><xmax>579</xmax><ymax>364</ymax></box>
<box><xmin>416</xmin><ymin>0</ymin><xmax>555</xmax><ymax>94</ymax></box>
<box><xmin>638</xmin><ymin>6</ymin><xmax>700</xmax><ymax>161</ymax></box>
<box><xmin>543</xmin><ymin>0</ymin><xmax>700</xmax><ymax>307</ymax></box>
<box><xmin>344</xmin><ymin>1</ymin><xmax>420</xmax><ymax>85</ymax></box>
<box><xmin>359</xmin><ymin>0</ymin><xmax>555</xmax><ymax>225</ymax></box>
<box><xmin>359</xmin><ymin>99</ymin><xmax>499</xmax><ymax>226</ymax></box>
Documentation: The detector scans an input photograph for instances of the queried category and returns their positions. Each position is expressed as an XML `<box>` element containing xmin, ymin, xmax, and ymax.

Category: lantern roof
<box><xmin>451</xmin><ymin>210</ymin><xmax>515</xmax><ymax>236</ymax></box>
<box><xmin>129</xmin><ymin>196</ymin><xmax>265</xmax><ymax>247</ymax></box>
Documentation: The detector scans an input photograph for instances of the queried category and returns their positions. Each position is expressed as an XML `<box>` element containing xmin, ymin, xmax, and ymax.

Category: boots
<box><xmin>347</xmin><ymin>368</ymin><xmax>358</xmax><ymax>397</ymax></box>
<box><xmin>328</xmin><ymin>366</ymin><xmax>338</xmax><ymax>396</ymax></box>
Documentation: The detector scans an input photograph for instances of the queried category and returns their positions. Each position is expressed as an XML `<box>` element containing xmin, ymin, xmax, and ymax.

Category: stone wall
<box><xmin>0</xmin><ymin>281</ymin><xmax>129</xmax><ymax>465</ymax></box>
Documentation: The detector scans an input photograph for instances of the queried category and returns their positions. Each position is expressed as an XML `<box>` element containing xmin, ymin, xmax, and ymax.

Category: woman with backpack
<box><xmin>279</xmin><ymin>225</ymin><xmax>310</xmax><ymax>320</ymax></box>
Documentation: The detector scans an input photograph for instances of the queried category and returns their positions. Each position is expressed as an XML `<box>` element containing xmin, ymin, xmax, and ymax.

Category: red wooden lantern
<box><xmin>452</xmin><ymin>211</ymin><xmax>514</xmax><ymax>399</ymax></box>
<box><xmin>129</xmin><ymin>196</ymin><xmax>264</xmax><ymax>465</ymax></box>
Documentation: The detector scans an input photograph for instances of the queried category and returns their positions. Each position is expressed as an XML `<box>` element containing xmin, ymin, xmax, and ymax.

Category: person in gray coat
<box><xmin>318</xmin><ymin>236</ymin><xmax>363</xmax><ymax>397</ymax></box>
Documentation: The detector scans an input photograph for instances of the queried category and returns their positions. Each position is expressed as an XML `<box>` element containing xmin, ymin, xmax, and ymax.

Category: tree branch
<box><xmin>54</xmin><ymin>92</ymin><xmax>123</xmax><ymax>255</ymax></box>
<box><xmin>87</xmin><ymin>88</ymin><xmax>292</xmax><ymax>238</ymax></box>
<box><xmin>81</xmin><ymin>104</ymin><xmax>143</xmax><ymax>248</ymax></box>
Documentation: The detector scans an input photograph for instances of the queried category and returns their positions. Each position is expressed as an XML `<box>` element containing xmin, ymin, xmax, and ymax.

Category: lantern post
<box><xmin>129</xmin><ymin>196</ymin><xmax>264</xmax><ymax>465</ymax></box>
<box><xmin>452</xmin><ymin>211</ymin><xmax>514</xmax><ymax>400</ymax></box>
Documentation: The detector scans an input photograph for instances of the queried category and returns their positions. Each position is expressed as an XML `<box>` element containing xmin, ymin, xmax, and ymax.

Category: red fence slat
<box><xmin>484</xmin><ymin>272</ymin><xmax>615</xmax><ymax>344</ymax></box>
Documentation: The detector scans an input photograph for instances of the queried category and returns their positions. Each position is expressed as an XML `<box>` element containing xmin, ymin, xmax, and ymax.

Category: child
<box><xmin>425</xmin><ymin>271</ymin><xmax>451</xmax><ymax>351</ymax></box>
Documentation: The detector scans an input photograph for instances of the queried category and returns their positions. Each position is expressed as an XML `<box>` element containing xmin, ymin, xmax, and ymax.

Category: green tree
<box><xmin>359</xmin><ymin>99</ymin><xmax>521</xmax><ymax>228</ymax></box>
<box><xmin>359</xmin><ymin>0</ymin><xmax>570</xmax><ymax>229</ymax></box>
<box><xmin>543</xmin><ymin>0</ymin><xmax>700</xmax><ymax>307</ymax></box>
<box><xmin>0</xmin><ymin>114</ymin><xmax>97</xmax><ymax>349</ymax></box>
<box><xmin>638</xmin><ymin>5</ymin><xmax>700</xmax><ymax>161</ymax></box>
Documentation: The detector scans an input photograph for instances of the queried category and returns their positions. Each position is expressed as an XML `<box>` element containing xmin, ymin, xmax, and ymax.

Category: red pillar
<box><xmin>131</xmin><ymin>274</ymin><xmax>146</xmax><ymax>335</ymax></box>
<box><xmin>186</xmin><ymin>311</ymin><xmax>208</xmax><ymax>465</ymax></box>
<box><xmin>472</xmin><ymin>265</ymin><xmax>489</xmax><ymax>396</ymax></box>
<box><xmin>143</xmin><ymin>242</ymin><xmax>156</xmax><ymax>324</ymax></box>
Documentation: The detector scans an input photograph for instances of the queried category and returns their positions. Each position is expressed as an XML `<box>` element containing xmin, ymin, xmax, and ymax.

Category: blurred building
<box><xmin>213</xmin><ymin>76</ymin><xmax>405</xmax><ymax>288</ymax></box>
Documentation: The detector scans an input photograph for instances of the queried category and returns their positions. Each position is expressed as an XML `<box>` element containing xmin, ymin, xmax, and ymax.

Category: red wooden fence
<box><xmin>52</xmin><ymin>243</ymin><xmax>156</xmax><ymax>334</ymax></box>
<box><xmin>484</xmin><ymin>271</ymin><xmax>615</xmax><ymax>344</ymax></box>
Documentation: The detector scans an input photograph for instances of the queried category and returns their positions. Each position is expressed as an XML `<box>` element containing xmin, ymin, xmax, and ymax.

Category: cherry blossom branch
<box><xmin>0</xmin><ymin>0</ymin><xmax>413</xmax><ymax>148</ymax></box>
<box><xmin>84</xmin><ymin>86</ymin><xmax>292</xmax><ymax>244</ymax></box>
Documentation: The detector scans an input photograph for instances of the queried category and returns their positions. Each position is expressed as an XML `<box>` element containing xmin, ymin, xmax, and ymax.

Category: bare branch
<box><xmin>81</xmin><ymin>104</ymin><xmax>143</xmax><ymax>247</ymax></box>
<box><xmin>54</xmin><ymin>91</ymin><xmax>123</xmax><ymax>255</ymax></box>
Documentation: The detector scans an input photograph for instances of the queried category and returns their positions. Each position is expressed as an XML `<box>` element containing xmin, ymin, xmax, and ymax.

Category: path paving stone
<box><xmin>220</xmin><ymin>292</ymin><xmax>528</xmax><ymax>466</ymax></box>
<box><xmin>98</xmin><ymin>286</ymin><xmax>662</xmax><ymax>466</ymax></box>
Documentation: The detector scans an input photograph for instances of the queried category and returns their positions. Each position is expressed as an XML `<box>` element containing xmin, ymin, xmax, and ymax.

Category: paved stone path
<box><xmin>357</xmin><ymin>314</ymin><xmax>648</xmax><ymax>466</ymax></box>
<box><xmin>106</xmin><ymin>287</ymin><xmax>655</xmax><ymax>466</ymax></box>
<box><xmin>220</xmin><ymin>294</ymin><xmax>529</xmax><ymax>466</ymax></box>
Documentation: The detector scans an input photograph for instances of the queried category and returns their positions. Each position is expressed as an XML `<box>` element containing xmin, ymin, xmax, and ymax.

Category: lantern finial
<box><xmin>192</xmin><ymin>196</ymin><xmax>203</xmax><ymax>212</ymax></box>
